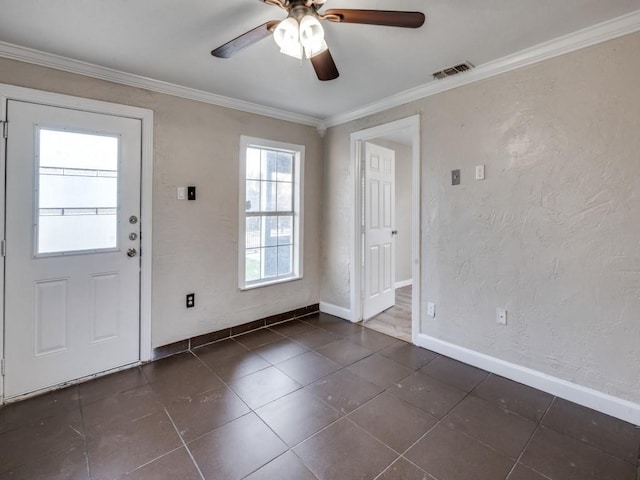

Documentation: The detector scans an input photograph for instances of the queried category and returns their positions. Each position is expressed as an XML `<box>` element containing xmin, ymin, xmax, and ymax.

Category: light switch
<box><xmin>177</xmin><ymin>187</ymin><xmax>186</xmax><ymax>200</ymax></box>
<box><xmin>476</xmin><ymin>165</ymin><xmax>485</xmax><ymax>180</ymax></box>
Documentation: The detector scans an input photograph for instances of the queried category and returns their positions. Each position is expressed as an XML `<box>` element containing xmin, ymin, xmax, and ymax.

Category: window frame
<box><xmin>238</xmin><ymin>135</ymin><xmax>304</xmax><ymax>290</ymax></box>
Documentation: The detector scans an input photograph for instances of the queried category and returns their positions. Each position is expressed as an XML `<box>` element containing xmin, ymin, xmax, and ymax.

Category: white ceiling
<box><xmin>0</xmin><ymin>0</ymin><xmax>638</xmax><ymax>121</ymax></box>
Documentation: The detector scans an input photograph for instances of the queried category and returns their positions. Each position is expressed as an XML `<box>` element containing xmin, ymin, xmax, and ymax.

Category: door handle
<box><xmin>391</xmin><ymin>230</ymin><xmax>398</xmax><ymax>236</ymax></box>
<box><xmin>127</xmin><ymin>248</ymin><xmax>137</xmax><ymax>258</ymax></box>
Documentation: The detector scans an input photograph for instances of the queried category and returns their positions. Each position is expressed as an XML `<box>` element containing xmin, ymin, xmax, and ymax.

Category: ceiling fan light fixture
<box><xmin>299</xmin><ymin>14</ymin><xmax>325</xmax><ymax>56</ymax></box>
<box><xmin>274</xmin><ymin>17</ymin><xmax>303</xmax><ymax>59</ymax></box>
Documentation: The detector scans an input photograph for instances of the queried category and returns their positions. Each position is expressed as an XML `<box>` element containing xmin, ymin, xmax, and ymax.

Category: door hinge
<box><xmin>1</xmin><ymin>121</ymin><xmax>7</xmax><ymax>139</ymax></box>
<box><xmin>0</xmin><ymin>239</ymin><xmax>5</xmax><ymax>257</ymax></box>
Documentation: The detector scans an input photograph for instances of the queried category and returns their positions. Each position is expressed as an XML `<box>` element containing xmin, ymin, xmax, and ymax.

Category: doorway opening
<box><xmin>350</xmin><ymin>115</ymin><xmax>421</xmax><ymax>343</ymax></box>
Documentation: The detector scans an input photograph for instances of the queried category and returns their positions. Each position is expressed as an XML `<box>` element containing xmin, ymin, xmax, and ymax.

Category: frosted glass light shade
<box><xmin>274</xmin><ymin>18</ymin><xmax>303</xmax><ymax>59</ymax></box>
<box><xmin>299</xmin><ymin>15</ymin><xmax>325</xmax><ymax>56</ymax></box>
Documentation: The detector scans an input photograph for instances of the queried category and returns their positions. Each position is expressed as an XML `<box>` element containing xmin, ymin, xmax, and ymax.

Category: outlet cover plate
<box><xmin>497</xmin><ymin>308</ymin><xmax>507</xmax><ymax>325</ymax></box>
<box><xmin>452</xmin><ymin>169</ymin><xmax>460</xmax><ymax>185</ymax></box>
<box><xmin>427</xmin><ymin>302</ymin><xmax>436</xmax><ymax>317</ymax></box>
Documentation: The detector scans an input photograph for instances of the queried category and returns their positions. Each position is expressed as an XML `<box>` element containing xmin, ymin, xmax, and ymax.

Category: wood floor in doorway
<box><xmin>364</xmin><ymin>285</ymin><xmax>412</xmax><ymax>342</ymax></box>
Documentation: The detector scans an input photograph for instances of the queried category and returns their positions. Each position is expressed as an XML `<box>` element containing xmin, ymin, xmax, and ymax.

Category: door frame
<box><xmin>349</xmin><ymin>114</ymin><xmax>421</xmax><ymax>343</ymax></box>
<box><xmin>0</xmin><ymin>84</ymin><xmax>154</xmax><ymax>402</ymax></box>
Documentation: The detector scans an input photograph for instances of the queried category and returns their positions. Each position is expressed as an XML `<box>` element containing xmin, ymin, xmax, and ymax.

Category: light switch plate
<box><xmin>452</xmin><ymin>170</ymin><xmax>460</xmax><ymax>185</ymax></box>
<box><xmin>476</xmin><ymin>165</ymin><xmax>485</xmax><ymax>180</ymax></box>
<box><xmin>427</xmin><ymin>302</ymin><xmax>436</xmax><ymax>317</ymax></box>
<box><xmin>177</xmin><ymin>187</ymin><xmax>185</xmax><ymax>200</ymax></box>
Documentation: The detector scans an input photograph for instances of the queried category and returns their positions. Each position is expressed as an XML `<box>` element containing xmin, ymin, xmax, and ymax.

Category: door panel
<box><xmin>4</xmin><ymin>100</ymin><xmax>141</xmax><ymax>398</ymax></box>
<box><xmin>363</xmin><ymin>143</ymin><xmax>396</xmax><ymax>320</ymax></box>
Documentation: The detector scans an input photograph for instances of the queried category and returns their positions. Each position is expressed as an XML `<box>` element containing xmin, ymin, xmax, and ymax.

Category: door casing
<box><xmin>0</xmin><ymin>83</ymin><xmax>154</xmax><ymax>404</ymax></box>
<box><xmin>350</xmin><ymin>115</ymin><xmax>421</xmax><ymax>343</ymax></box>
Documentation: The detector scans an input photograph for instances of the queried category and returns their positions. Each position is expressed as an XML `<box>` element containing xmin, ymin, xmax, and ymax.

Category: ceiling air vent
<box><xmin>432</xmin><ymin>62</ymin><xmax>474</xmax><ymax>80</ymax></box>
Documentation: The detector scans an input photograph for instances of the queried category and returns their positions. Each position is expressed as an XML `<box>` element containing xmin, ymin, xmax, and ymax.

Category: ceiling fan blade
<box><xmin>211</xmin><ymin>20</ymin><xmax>280</xmax><ymax>58</ymax></box>
<box><xmin>323</xmin><ymin>9</ymin><xmax>425</xmax><ymax>28</ymax></box>
<box><xmin>310</xmin><ymin>49</ymin><xmax>339</xmax><ymax>81</ymax></box>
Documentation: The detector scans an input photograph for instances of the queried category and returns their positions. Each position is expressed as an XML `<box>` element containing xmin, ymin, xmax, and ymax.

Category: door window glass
<box><xmin>37</xmin><ymin>128</ymin><xmax>119</xmax><ymax>255</ymax></box>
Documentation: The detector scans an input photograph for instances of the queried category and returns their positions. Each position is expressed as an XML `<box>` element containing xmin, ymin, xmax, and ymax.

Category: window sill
<box><xmin>240</xmin><ymin>274</ymin><xmax>302</xmax><ymax>291</ymax></box>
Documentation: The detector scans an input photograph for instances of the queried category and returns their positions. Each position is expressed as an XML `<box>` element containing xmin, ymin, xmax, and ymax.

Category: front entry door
<box><xmin>4</xmin><ymin>100</ymin><xmax>141</xmax><ymax>398</ymax></box>
<box><xmin>363</xmin><ymin>142</ymin><xmax>396</xmax><ymax>320</ymax></box>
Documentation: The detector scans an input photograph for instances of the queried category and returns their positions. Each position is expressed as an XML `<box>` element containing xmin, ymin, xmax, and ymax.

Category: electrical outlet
<box><xmin>427</xmin><ymin>302</ymin><xmax>436</xmax><ymax>317</ymax></box>
<box><xmin>496</xmin><ymin>308</ymin><xmax>507</xmax><ymax>325</ymax></box>
<box><xmin>186</xmin><ymin>293</ymin><xmax>195</xmax><ymax>308</ymax></box>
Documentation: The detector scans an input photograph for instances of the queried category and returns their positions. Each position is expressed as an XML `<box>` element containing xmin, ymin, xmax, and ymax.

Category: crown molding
<box><xmin>320</xmin><ymin>9</ymin><xmax>640</xmax><ymax>130</ymax></box>
<box><xmin>0</xmin><ymin>41</ymin><xmax>322</xmax><ymax>128</ymax></box>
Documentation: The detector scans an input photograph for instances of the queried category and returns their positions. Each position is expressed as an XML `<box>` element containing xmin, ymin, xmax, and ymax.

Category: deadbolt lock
<box><xmin>127</xmin><ymin>248</ymin><xmax>137</xmax><ymax>257</ymax></box>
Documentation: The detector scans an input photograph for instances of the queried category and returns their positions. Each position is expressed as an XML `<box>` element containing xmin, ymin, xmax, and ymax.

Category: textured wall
<box><xmin>321</xmin><ymin>32</ymin><xmax>640</xmax><ymax>403</ymax></box>
<box><xmin>0</xmin><ymin>58</ymin><xmax>323</xmax><ymax>348</ymax></box>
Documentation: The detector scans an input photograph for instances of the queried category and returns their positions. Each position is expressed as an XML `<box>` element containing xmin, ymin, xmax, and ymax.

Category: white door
<box><xmin>363</xmin><ymin>142</ymin><xmax>396</xmax><ymax>320</ymax></box>
<box><xmin>4</xmin><ymin>100</ymin><xmax>141</xmax><ymax>398</ymax></box>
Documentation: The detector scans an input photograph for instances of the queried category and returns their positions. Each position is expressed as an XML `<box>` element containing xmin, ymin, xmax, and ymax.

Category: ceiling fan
<box><xmin>211</xmin><ymin>0</ymin><xmax>425</xmax><ymax>81</ymax></box>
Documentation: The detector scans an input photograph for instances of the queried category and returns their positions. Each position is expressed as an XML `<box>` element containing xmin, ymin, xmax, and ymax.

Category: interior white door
<box><xmin>363</xmin><ymin>142</ymin><xmax>396</xmax><ymax>320</ymax></box>
<box><xmin>4</xmin><ymin>100</ymin><xmax>141</xmax><ymax>398</ymax></box>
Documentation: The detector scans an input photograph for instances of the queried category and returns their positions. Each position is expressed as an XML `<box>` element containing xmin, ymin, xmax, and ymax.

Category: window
<box><xmin>239</xmin><ymin>136</ymin><xmax>304</xmax><ymax>289</ymax></box>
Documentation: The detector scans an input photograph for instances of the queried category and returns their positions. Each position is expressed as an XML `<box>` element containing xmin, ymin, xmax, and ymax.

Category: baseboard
<box><xmin>319</xmin><ymin>302</ymin><xmax>354</xmax><ymax>322</ymax></box>
<box><xmin>395</xmin><ymin>279</ymin><xmax>413</xmax><ymax>289</ymax></box>
<box><xmin>415</xmin><ymin>333</ymin><xmax>640</xmax><ymax>426</ymax></box>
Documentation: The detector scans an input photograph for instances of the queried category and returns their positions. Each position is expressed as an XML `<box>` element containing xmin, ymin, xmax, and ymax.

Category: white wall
<box><xmin>0</xmin><ymin>57</ymin><xmax>323</xmax><ymax>348</ymax></box>
<box><xmin>321</xmin><ymin>31</ymin><xmax>640</xmax><ymax>405</ymax></box>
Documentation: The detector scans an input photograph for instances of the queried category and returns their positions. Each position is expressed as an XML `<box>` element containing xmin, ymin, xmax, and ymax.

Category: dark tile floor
<box><xmin>1</xmin><ymin>313</ymin><xmax>639</xmax><ymax>480</ymax></box>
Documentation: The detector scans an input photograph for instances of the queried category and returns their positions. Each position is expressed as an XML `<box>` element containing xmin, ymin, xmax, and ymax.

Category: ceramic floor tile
<box><xmin>520</xmin><ymin>426</ymin><xmax>636</xmax><ymax>480</ymax></box>
<box><xmin>345</xmin><ymin>328</ymin><xmax>403</xmax><ymax>352</ymax></box>
<box><xmin>0</xmin><ymin>409</ymin><xmax>84</xmax><ymax>473</ymax></box>
<box><xmin>387</xmin><ymin>371</ymin><xmax>466</xmax><ymax>418</ymax></box>
<box><xmin>542</xmin><ymin>397</ymin><xmax>640</xmax><ymax>463</ymax></box>
<box><xmin>473</xmin><ymin>374</ymin><xmax>553</xmax><ymax>422</ymax></box>
<box><xmin>192</xmin><ymin>338</ymin><xmax>250</xmax><ymax>365</ymax></box>
<box><xmin>378</xmin><ymin>343</ymin><xmax>439</xmax><ymax>370</ymax></box>
<box><xmin>419</xmin><ymin>355</ymin><xmax>489</xmax><ymax>393</ymax></box>
<box><xmin>79</xmin><ymin>367</ymin><xmax>148</xmax><ymax>406</ymax></box>
<box><xmin>256</xmin><ymin>389</ymin><xmax>342</xmax><ymax>447</ymax></box>
<box><xmin>141</xmin><ymin>352</ymin><xmax>206</xmax><ymax>384</ymax></box>
<box><xmin>0</xmin><ymin>443</ymin><xmax>88</xmax><ymax>480</ymax></box>
<box><xmin>234</xmin><ymin>329</ymin><xmax>285</xmax><ymax>349</ymax></box>
<box><xmin>86</xmin><ymin>410</ymin><xmax>182</xmax><ymax>480</ymax></box>
<box><xmin>304</xmin><ymin>314</ymin><xmax>364</xmax><ymax>337</ymax></box>
<box><xmin>253</xmin><ymin>338</ymin><xmax>309</xmax><ymax>364</ymax></box>
<box><xmin>348</xmin><ymin>392</ymin><xmax>437</xmax><ymax>453</ymax></box>
<box><xmin>307</xmin><ymin>369</ymin><xmax>383</xmax><ymax>414</ymax></box>
<box><xmin>188</xmin><ymin>413</ymin><xmax>287</xmax><ymax>480</ymax></box>
<box><xmin>377</xmin><ymin>458</ymin><xmax>434</xmax><ymax>480</ymax></box>
<box><xmin>165</xmin><ymin>385</ymin><xmax>250</xmax><ymax>442</ymax></box>
<box><xmin>199</xmin><ymin>349</ymin><xmax>271</xmax><ymax>382</ymax></box>
<box><xmin>147</xmin><ymin>359</ymin><xmax>224</xmax><ymax>404</ymax></box>
<box><xmin>294</xmin><ymin>418</ymin><xmax>397</xmax><ymax>480</ymax></box>
<box><xmin>244</xmin><ymin>451</ymin><xmax>318</xmax><ymax>480</ymax></box>
<box><xmin>507</xmin><ymin>464</ymin><xmax>550</xmax><ymax>480</ymax></box>
<box><xmin>228</xmin><ymin>366</ymin><xmax>301</xmax><ymax>409</ymax></box>
<box><xmin>269</xmin><ymin>320</ymin><xmax>322</xmax><ymax>338</ymax></box>
<box><xmin>443</xmin><ymin>395</ymin><xmax>537</xmax><ymax>459</ymax></box>
<box><xmin>276</xmin><ymin>350</ymin><xmax>341</xmax><ymax>386</ymax></box>
<box><xmin>405</xmin><ymin>423</ymin><xmax>514</xmax><ymax>480</ymax></box>
<box><xmin>346</xmin><ymin>354</ymin><xmax>413</xmax><ymax>389</ymax></box>
<box><xmin>82</xmin><ymin>384</ymin><xmax>162</xmax><ymax>434</ymax></box>
<box><xmin>315</xmin><ymin>338</ymin><xmax>375</xmax><ymax>366</ymax></box>
<box><xmin>288</xmin><ymin>328</ymin><xmax>342</xmax><ymax>349</ymax></box>
<box><xmin>122</xmin><ymin>447</ymin><xmax>202</xmax><ymax>480</ymax></box>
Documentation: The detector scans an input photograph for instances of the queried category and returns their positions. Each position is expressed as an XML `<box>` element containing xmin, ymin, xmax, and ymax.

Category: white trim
<box><xmin>0</xmin><ymin>41</ymin><xmax>321</xmax><ymax>128</ymax></box>
<box><xmin>319</xmin><ymin>302</ymin><xmax>353</xmax><ymax>322</ymax></box>
<box><xmin>349</xmin><ymin>115</ymin><xmax>421</xmax><ymax>340</ymax></box>
<box><xmin>321</xmin><ymin>10</ymin><xmax>640</xmax><ymax>129</ymax></box>
<box><xmin>395</xmin><ymin>279</ymin><xmax>413</xmax><ymax>289</ymax></box>
<box><xmin>415</xmin><ymin>333</ymin><xmax>640</xmax><ymax>426</ymax></box>
<box><xmin>0</xmin><ymin>84</ymin><xmax>154</xmax><ymax>404</ymax></box>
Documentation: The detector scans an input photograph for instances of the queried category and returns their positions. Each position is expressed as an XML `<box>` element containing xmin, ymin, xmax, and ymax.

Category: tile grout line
<box><xmin>76</xmin><ymin>387</ymin><xmax>93</xmax><ymax>480</ymax></box>
<box><xmin>162</xmin><ymin>405</ymin><xmax>206</xmax><ymax>480</ymax></box>
<box><xmin>502</xmin><ymin>396</ymin><xmax>557</xmax><ymax>480</ymax></box>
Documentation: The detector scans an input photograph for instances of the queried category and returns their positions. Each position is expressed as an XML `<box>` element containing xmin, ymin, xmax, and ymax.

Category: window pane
<box><xmin>277</xmin><ymin>216</ymin><xmax>293</xmax><ymax>246</ymax></box>
<box><xmin>278</xmin><ymin>245</ymin><xmax>293</xmax><ymax>276</ymax></box>
<box><xmin>246</xmin><ymin>180</ymin><xmax>260</xmax><ymax>212</ymax></box>
<box><xmin>262</xmin><ymin>247</ymin><xmax>278</xmax><ymax>278</ymax></box>
<box><xmin>277</xmin><ymin>182</ymin><xmax>292</xmax><ymax>211</ymax></box>
<box><xmin>262</xmin><ymin>150</ymin><xmax>277</xmax><ymax>181</ymax></box>
<box><xmin>246</xmin><ymin>217</ymin><xmax>261</xmax><ymax>249</ymax></box>
<box><xmin>246</xmin><ymin>148</ymin><xmax>261</xmax><ymax>180</ymax></box>
<box><xmin>277</xmin><ymin>152</ymin><xmax>293</xmax><ymax>182</ymax></box>
<box><xmin>37</xmin><ymin>129</ymin><xmax>118</xmax><ymax>254</ymax></box>
<box><xmin>245</xmin><ymin>248</ymin><xmax>260</xmax><ymax>282</ymax></box>
<box><xmin>262</xmin><ymin>181</ymin><xmax>277</xmax><ymax>211</ymax></box>
<box><xmin>263</xmin><ymin>216</ymin><xmax>278</xmax><ymax>247</ymax></box>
